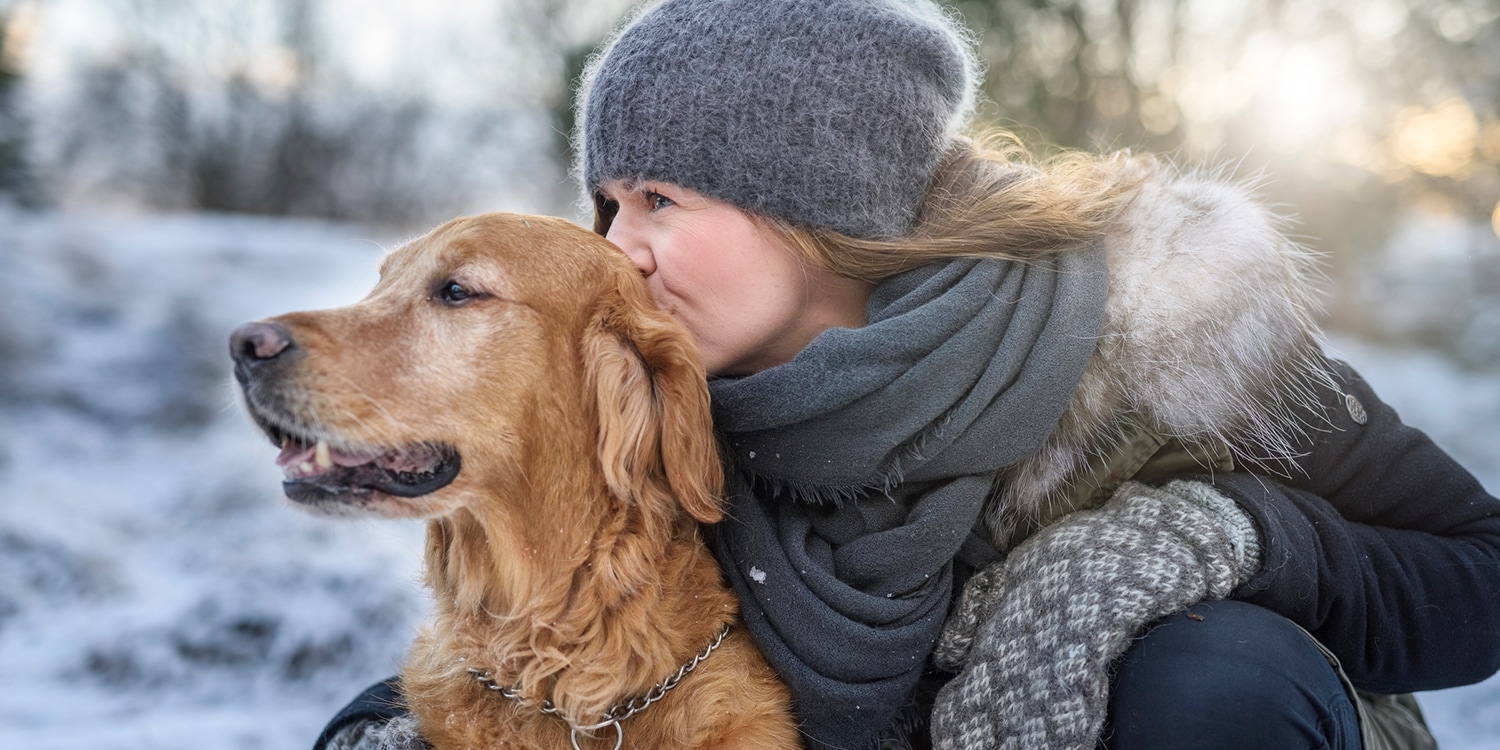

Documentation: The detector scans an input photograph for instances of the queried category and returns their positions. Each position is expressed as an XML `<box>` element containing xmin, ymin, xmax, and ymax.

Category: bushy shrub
<box><xmin>37</xmin><ymin>51</ymin><xmax>541</xmax><ymax>226</ymax></box>
<box><xmin>0</xmin><ymin>15</ymin><xmax>37</xmax><ymax>206</ymax></box>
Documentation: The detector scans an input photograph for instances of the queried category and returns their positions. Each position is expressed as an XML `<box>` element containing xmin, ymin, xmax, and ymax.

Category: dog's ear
<box><xmin>583</xmin><ymin>286</ymin><xmax>724</xmax><ymax>525</ymax></box>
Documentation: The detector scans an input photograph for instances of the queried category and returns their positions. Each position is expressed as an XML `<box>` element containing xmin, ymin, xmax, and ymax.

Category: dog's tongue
<box><xmin>274</xmin><ymin>437</ymin><xmax>456</xmax><ymax>496</ymax></box>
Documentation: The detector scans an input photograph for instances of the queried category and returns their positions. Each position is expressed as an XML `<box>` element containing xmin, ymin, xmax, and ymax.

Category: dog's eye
<box><xmin>437</xmin><ymin>281</ymin><xmax>474</xmax><ymax>305</ymax></box>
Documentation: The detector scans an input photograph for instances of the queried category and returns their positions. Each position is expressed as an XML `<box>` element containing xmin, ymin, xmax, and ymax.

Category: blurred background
<box><xmin>3</xmin><ymin>0</ymin><xmax>1499</xmax><ymax>358</ymax></box>
<box><xmin>0</xmin><ymin>0</ymin><xmax>1497</xmax><ymax>748</ymax></box>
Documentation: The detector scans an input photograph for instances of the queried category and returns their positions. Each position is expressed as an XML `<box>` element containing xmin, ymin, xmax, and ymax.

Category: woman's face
<box><xmin>598</xmin><ymin>180</ymin><xmax>872</xmax><ymax>377</ymax></box>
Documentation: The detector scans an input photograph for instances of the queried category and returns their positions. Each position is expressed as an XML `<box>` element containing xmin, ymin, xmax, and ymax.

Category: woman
<box><xmin>317</xmin><ymin>1</ymin><xmax>1500</xmax><ymax>748</ymax></box>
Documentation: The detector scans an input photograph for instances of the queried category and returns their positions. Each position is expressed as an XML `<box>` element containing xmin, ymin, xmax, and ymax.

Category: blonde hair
<box><xmin>761</xmin><ymin>130</ymin><xmax>1160</xmax><ymax>282</ymax></box>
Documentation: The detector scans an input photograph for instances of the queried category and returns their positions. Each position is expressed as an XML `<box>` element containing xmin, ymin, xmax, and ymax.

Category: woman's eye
<box><xmin>438</xmin><ymin>281</ymin><xmax>472</xmax><ymax>304</ymax></box>
<box><xmin>646</xmin><ymin>191</ymin><xmax>674</xmax><ymax>211</ymax></box>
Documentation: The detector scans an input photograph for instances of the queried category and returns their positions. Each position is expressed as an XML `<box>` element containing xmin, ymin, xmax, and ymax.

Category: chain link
<box><xmin>465</xmin><ymin>623</ymin><xmax>731</xmax><ymax>748</ymax></box>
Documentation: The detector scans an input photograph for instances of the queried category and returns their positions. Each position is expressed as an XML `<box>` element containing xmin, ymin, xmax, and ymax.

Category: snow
<box><xmin>1</xmin><ymin>208</ymin><xmax>428</xmax><ymax>749</ymax></box>
<box><xmin>1</xmin><ymin>207</ymin><xmax>1497</xmax><ymax>748</ymax></box>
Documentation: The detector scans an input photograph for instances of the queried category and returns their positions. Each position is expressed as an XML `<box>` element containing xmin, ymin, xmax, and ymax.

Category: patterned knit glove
<box><xmin>929</xmin><ymin>480</ymin><xmax>1262</xmax><ymax>750</ymax></box>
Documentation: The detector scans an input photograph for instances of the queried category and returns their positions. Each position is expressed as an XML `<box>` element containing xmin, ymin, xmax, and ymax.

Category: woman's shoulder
<box><xmin>1092</xmin><ymin>168</ymin><xmax>1326</xmax><ymax>445</ymax></box>
<box><xmin>1103</xmin><ymin>168</ymin><xmax>1319</xmax><ymax>316</ymax></box>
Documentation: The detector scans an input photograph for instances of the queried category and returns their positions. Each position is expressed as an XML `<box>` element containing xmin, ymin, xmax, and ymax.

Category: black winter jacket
<box><xmin>1214</xmin><ymin>358</ymin><xmax>1500</xmax><ymax>693</ymax></box>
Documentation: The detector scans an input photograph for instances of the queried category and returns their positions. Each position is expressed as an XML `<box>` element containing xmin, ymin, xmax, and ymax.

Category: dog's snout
<box><xmin>230</xmin><ymin>321</ymin><xmax>294</xmax><ymax>382</ymax></box>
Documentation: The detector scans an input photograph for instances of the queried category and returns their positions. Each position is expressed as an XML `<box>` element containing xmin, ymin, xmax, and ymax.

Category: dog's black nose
<box><xmin>230</xmin><ymin>322</ymin><xmax>294</xmax><ymax>382</ymax></box>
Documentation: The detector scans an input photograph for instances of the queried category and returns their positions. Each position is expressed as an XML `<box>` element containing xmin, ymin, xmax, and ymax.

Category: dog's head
<box><xmin>231</xmin><ymin>213</ymin><xmax>722</xmax><ymax>525</ymax></box>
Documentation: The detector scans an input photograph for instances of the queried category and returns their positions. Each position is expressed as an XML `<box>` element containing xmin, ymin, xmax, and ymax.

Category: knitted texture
<box><xmin>931</xmin><ymin>556</ymin><xmax>1011</xmax><ymax>672</ymax></box>
<box><xmin>324</xmin><ymin>717</ymin><xmax>430</xmax><ymax>750</ymax></box>
<box><xmin>930</xmin><ymin>480</ymin><xmax>1263</xmax><ymax>750</ymax></box>
<box><xmin>576</xmin><ymin>0</ymin><xmax>978</xmax><ymax>239</ymax></box>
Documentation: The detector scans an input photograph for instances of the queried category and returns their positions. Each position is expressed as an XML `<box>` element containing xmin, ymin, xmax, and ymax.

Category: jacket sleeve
<box><xmin>313</xmin><ymin>677</ymin><xmax>412</xmax><ymax>750</ymax></box>
<box><xmin>1203</xmin><ymin>357</ymin><xmax>1500</xmax><ymax>694</ymax></box>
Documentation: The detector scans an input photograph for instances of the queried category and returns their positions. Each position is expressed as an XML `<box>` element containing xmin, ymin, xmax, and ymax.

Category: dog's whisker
<box><xmin>323</xmin><ymin>372</ymin><xmax>410</xmax><ymax>446</ymax></box>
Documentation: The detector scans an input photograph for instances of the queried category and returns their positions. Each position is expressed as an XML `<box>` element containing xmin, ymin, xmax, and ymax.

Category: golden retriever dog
<box><xmin>230</xmin><ymin>213</ymin><xmax>798</xmax><ymax>749</ymax></box>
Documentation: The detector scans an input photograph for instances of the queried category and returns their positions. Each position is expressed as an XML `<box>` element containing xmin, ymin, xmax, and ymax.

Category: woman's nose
<box><xmin>605</xmin><ymin>220</ymin><xmax>657</xmax><ymax>276</ymax></box>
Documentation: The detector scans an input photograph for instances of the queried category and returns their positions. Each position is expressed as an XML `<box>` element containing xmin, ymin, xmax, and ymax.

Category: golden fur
<box><xmin>236</xmin><ymin>213</ymin><xmax>798</xmax><ymax>749</ymax></box>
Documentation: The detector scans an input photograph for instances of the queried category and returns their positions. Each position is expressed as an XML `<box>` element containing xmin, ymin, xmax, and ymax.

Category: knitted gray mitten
<box><xmin>931</xmin><ymin>557</ymin><xmax>1011</xmax><ymax>672</ymax></box>
<box><xmin>930</xmin><ymin>480</ymin><xmax>1262</xmax><ymax>750</ymax></box>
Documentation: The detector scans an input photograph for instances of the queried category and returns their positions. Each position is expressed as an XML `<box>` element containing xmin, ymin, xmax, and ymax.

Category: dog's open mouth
<box><xmin>265</xmin><ymin>424</ymin><xmax>461</xmax><ymax>503</ymax></box>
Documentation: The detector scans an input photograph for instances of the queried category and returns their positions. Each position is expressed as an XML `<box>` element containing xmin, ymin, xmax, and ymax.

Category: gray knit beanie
<box><xmin>575</xmin><ymin>0</ymin><xmax>979</xmax><ymax>239</ymax></box>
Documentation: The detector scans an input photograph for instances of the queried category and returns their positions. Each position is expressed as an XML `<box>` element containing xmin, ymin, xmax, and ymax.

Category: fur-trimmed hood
<box><xmin>982</xmin><ymin>169</ymin><xmax>1334</xmax><ymax>548</ymax></box>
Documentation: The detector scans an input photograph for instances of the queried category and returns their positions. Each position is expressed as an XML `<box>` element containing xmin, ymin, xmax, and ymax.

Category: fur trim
<box><xmin>981</xmin><ymin>169</ymin><xmax>1336</xmax><ymax>548</ymax></box>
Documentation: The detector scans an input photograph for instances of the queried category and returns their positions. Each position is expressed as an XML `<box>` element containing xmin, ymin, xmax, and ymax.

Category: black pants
<box><xmin>1106</xmin><ymin>600</ymin><xmax>1363</xmax><ymax>749</ymax></box>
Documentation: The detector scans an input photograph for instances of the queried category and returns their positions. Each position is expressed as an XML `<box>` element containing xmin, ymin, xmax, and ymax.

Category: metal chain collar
<box><xmin>465</xmin><ymin>623</ymin><xmax>732</xmax><ymax>750</ymax></box>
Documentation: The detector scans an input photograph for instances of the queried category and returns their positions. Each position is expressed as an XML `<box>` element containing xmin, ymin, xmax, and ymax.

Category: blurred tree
<box><xmin>0</xmin><ymin>7</ymin><xmax>38</xmax><ymax>205</ymax></box>
<box><xmin>942</xmin><ymin>0</ymin><xmax>1500</xmax><ymax>361</ymax></box>
<box><xmin>943</xmin><ymin>0</ymin><xmax>1497</xmax><ymax>201</ymax></box>
<box><xmin>36</xmin><ymin>0</ymin><xmax>526</xmax><ymax>226</ymax></box>
<box><xmin>502</xmin><ymin>0</ymin><xmax>632</xmax><ymax>212</ymax></box>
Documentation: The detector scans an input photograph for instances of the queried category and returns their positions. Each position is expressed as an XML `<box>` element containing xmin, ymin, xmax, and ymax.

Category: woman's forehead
<box><xmin>597</xmin><ymin>178</ymin><xmax>642</xmax><ymax>194</ymax></box>
<box><xmin>599</xmin><ymin>178</ymin><xmax>707</xmax><ymax>200</ymax></box>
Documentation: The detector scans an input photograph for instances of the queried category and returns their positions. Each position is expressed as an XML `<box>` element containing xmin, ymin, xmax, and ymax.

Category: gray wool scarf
<box><xmin>707</xmin><ymin>248</ymin><xmax>1108</xmax><ymax>749</ymax></box>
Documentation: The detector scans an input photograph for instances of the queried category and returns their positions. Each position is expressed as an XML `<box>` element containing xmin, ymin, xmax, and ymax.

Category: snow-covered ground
<box><xmin>0</xmin><ymin>208</ymin><xmax>1496</xmax><ymax>748</ymax></box>
<box><xmin>0</xmin><ymin>208</ymin><xmax>428</xmax><ymax>749</ymax></box>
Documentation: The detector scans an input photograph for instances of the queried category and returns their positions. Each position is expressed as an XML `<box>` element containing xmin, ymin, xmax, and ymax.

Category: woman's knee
<box><xmin>1106</xmin><ymin>600</ymin><xmax>1361</xmax><ymax>750</ymax></box>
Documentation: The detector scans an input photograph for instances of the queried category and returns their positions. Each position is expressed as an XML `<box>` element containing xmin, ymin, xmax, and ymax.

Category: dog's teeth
<box><xmin>281</xmin><ymin>435</ymin><xmax>290</xmax><ymax>448</ymax></box>
<box><xmin>315</xmin><ymin>440</ymin><xmax>333</xmax><ymax>469</ymax></box>
<box><xmin>299</xmin><ymin>461</ymin><xmax>314</xmax><ymax>473</ymax></box>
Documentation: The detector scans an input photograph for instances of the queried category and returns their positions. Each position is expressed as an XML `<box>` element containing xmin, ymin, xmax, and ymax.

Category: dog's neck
<box><xmin>415</xmin><ymin>451</ymin><xmax>738</xmax><ymax>727</ymax></box>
